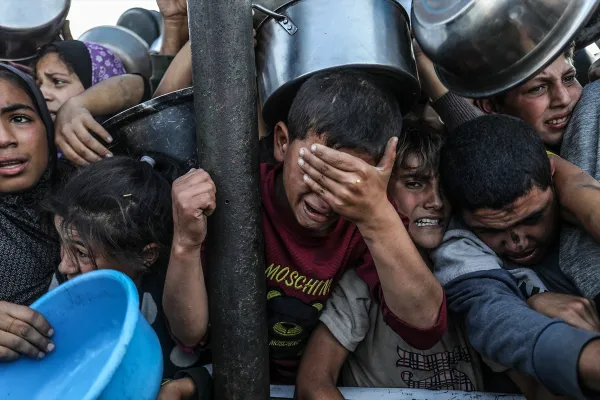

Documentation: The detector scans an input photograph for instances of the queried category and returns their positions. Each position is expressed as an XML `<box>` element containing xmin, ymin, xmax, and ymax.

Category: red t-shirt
<box><xmin>261</xmin><ymin>163</ymin><xmax>447</xmax><ymax>383</ymax></box>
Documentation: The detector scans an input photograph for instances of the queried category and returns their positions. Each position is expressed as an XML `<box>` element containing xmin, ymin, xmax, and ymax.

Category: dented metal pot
<box><xmin>254</xmin><ymin>0</ymin><xmax>419</xmax><ymax>126</ymax></box>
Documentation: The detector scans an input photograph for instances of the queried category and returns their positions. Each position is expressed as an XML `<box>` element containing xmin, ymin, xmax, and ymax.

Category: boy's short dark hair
<box><xmin>287</xmin><ymin>69</ymin><xmax>403</xmax><ymax>162</ymax></box>
<box><xmin>440</xmin><ymin>115</ymin><xmax>552</xmax><ymax>213</ymax></box>
<box><xmin>395</xmin><ymin>118</ymin><xmax>445</xmax><ymax>175</ymax></box>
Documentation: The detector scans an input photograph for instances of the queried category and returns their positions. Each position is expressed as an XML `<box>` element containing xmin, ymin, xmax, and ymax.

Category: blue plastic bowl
<box><xmin>0</xmin><ymin>270</ymin><xmax>163</xmax><ymax>400</ymax></box>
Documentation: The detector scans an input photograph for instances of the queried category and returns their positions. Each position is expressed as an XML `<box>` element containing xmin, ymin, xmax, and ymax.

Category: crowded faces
<box><xmin>295</xmin><ymin>122</ymin><xmax>485</xmax><ymax>399</ymax></box>
<box><xmin>432</xmin><ymin>114</ymin><xmax>600</xmax><ymax>397</ymax></box>
<box><xmin>35</xmin><ymin>41</ymin><xmax>152</xmax><ymax>166</ymax></box>
<box><xmin>163</xmin><ymin>70</ymin><xmax>446</xmax><ymax>388</ymax></box>
<box><xmin>42</xmin><ymin>155</ymin><xmax>213</xmax><ymax>398</ymax></box>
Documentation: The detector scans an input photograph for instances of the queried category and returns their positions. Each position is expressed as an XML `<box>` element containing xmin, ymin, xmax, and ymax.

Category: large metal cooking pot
<box><xmin>102</xmin><ymin>88</ymin><xmax>198</xmax><ymax>169</ymax></box>
<box><xmin>0</xmin><ymin>0</ymin><xmax>70</xmax><ymax>61</ymax></box>
<box><xmin>412</xmin><ymin>0</ymin><xmax>600</xmax><ymax>98</ymax></box>
<box><xmin>255</xmin><ymin>0</ymin><xmax>420</xmax><ymax>127</ymax></box>
<box><xmin>79</xmin><ymin>26</ymin><xmax>152</xmax><ymax>78</ymax></box>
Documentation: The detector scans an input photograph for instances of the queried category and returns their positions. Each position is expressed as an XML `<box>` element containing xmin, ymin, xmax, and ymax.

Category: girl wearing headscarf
<box><xmin>0</xmin><ymin>63</ymin><xmax>75</xmax><ymax>361</ymax></box>
<box><xmin>35</xmin><ymin>41</ymin><xmax>151</xmax><ymax>166</ymax></box>
<box><xmin>35</xmin><ymin>40</ymin><xmax>127</xmax><ymax>117</ymax></box>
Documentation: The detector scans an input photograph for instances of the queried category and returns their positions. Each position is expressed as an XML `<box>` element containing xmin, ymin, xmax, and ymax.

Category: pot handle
<box><xmin>252</xmin><ymin>3</ymin><xmax>298</xmax><ymax>35</ymax></box>
<box><xmin>252</xmin><ymin>3</ymin><xmax>287</xmax><ymax>20</ymax></box>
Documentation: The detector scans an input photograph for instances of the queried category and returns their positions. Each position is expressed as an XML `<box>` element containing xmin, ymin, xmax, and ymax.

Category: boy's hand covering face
<box><xmin>298</xmin><ymin>137</ymin><xmax>398</xmax><ymax>225</ymax></box>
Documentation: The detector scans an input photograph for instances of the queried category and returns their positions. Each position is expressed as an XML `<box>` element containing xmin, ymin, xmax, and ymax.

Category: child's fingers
<box><xmin>309</xmin><ymin>144</ymin><xmax>363</xmax><ymax>172</ymax></box>
<box><xmin>302</xmin><ymin>174</ymin><xmax>336</xmax><ymax>206</ymax></box>
<box><xmin>298</xmin><ymin>156</ymin><xmax>346</xmax><ymax>196</ymax></box>
<box><xmin>298</xmin><ymin>148</ymin><xmax>347</xmax><ymax>183</ymax></box>
<box><xmin>376</xmin><ymin>137</ymin><xmax>398</xmax><ymax>173</ymax></box>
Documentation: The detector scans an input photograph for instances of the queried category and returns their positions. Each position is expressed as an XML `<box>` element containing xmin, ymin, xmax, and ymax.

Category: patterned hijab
<box><xmin>50</xmin><ymin>40</ymin><xmax>127</xmax><ymax>89</ymax></box>
<box><xmin>0</xmin><ymin>64</ymin><xmax>62</xmax><ymax>305</ymax></box>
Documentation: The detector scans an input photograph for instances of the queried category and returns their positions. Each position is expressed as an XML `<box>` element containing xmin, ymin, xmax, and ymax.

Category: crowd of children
<box><xmin>2</xmin><ymin>1</ymin><xmax>600</xmax><ymax>399</ymax></box>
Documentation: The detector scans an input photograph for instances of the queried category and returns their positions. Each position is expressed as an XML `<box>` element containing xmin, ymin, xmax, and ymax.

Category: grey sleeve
<box><xmin>559</xmin><ymin>80</ymin><xmax>600</xmax><ymax>298</ymax></box>
<box><xmin>432</xmin><ymin>226</ymin><xmax>598</xmax><ymax>398</ymax></box>
<box><xmin>319</xmin><ymin>269</ymin><xmax>372</xmax><ymax>352</ymax></box>
<box><xmin>431</xmin><ymin>227</ymin><xmax>505</xmax><ymax>286</ymax></box>
<box><xmin>445</xmin><ymin>269</ymin><xmax>600</xmax><ymax>399</ymax></box>
<box><xmin>430</xmin><ymin>92</ymin><xmax>483</xmax><ymax>132</ymax></box>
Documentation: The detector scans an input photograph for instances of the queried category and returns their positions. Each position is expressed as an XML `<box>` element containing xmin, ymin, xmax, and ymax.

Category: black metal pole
<box><xmin>188</xmin><ymin>0</ymin><xmax>269</xmax><ymax>399</ymax></box>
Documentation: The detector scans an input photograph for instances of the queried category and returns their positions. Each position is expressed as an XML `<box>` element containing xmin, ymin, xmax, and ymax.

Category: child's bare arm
<box><xmin>299</xmin><ymin>139</ymin><xmax>444</xmax><ymax>338</ymax></box>
<box><xmin>163</xmin><ymin>169</ymin><xmax>214</xmax><ymax>347</ymax></box>
<box><xmin>295</xmin><ymin>324</ymin><xmax>347</xmax><ymax>400</ymax></box>
<box><xmin>552</xmin><ymin>155</ymin><xmax>600</xmax><ymax>244</ymax></box>
<box><xmin>154</xmin><ymin>41</ymin><xmax>192</xmax><ymax>98</ymax></box>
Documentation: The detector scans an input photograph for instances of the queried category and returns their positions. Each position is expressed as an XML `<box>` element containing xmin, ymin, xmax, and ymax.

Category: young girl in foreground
<box><xmin>43</xmin><ymin>155</ymin><xmax>215</xmax><ymax>399</ymax></box>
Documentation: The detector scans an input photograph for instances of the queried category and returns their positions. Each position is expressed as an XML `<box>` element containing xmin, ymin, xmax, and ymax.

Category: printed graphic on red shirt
<box><xmin>396</xmin><ymin>346</ymin><xmax>475</xmax><ymax>391</ymax></box>
<box><xmin>267</xmin><ymin>288</ymin><xmax>323</xmax><ymax>360</ymax></box>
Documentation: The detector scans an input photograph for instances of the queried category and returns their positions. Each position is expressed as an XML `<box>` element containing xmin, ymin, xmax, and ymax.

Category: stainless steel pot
<box><xmin>0</xmin><ymin>0</ymin><xmax>70</xmax><ymax>61</ymax></box>
<box><xmin>412</xmin><ymin>0</ymin><xmax>599</xmax><ymax>98</ymax></box>
<box><xmin>102</xmin><ymin>88</ymin><xmax>198</xmax><ymax>169</ymax></box>
<box><xmin>79</xmin><ymin>26</ymin><xmax>152</xmax><ymax>78</ymax></box>
<box><xmin>254</xmin><ymin>0</ymin><xmax>419</xmax><ymax>127</ymax></box>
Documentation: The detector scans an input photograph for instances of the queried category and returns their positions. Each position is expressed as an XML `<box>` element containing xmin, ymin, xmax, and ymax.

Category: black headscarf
<box><xmin>47</xmin><ymin>40</ymin><xmax>93</xmax><ymax>89</ymax></box>
<box><xmin>0</xmin><ymin>63</ymin><xmax>62</xmax><ymax>305</ymax></box>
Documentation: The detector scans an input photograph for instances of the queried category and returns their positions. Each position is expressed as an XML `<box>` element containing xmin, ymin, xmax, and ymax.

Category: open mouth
<box><xmin>507</xmin><ymin>248</ymin><xmax>536</xmax><ymax>263</ymax></box>
<box><xmin>0</xmin><ymin>158</ymin><xmax>28</xmax><ymax>175</ymax></box>
<box><xmin>545</xmin><ymin>113</ymin><xmax>571</xmax><ymax>129</ymax></box>
<box><xmin>414</xmin><ymin>218</ymin><xmax>442</xmax><ymax>228</ymax></box>
<box><xmin>304</xmin><ymin>201</ymin><xmax>334</xmax><ymax>223</ymax></box>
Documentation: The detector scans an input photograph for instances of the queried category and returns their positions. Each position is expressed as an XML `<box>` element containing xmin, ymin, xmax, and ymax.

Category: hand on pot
<box><xmin>297</xmin><ymin>137</ymin><xmax>397</xmax><ymax>225</ymax></box>
<box><xmin>55</xmin><ymin>98</ymin><xmax>113</xmax><ymax>166</ymax></box>
<box><xmin>172</xmin><ymin>169</ymin><xmax>217</xmax><ymax>250</ymax></box>
<box><xmin>60</xmin><ymin>20</ymin><xmax>74</xmax><ymax>41</ymax></box>
<box><xmin>157</xmin><ymin>0</ymin><xmax>188</xmax><ymax>20</ymax></box>
<box><xmin>0</xmin><ymin>301</ymin><xmax>55</xmax><ymax>361</ymax></box>
<box><xmin>157</xmin><ymin>378</ymin><xmax>196</xmax><ymax>400</ymax></box>
<box><xmin>158</xmin><ymin>0</ymin><xmax>190</xmax><ymax>54</ymax></box>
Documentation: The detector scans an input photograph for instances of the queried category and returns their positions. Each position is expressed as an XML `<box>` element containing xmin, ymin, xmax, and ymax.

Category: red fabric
<box><xmin>260</xmin><ymin>163</ymin><xmax>445</xmax><ymax>381</ymax></box>
<box><xmin>261</xmin><ymin>163</ymin><xmax>372</xmax><ymax>382</ymax></box>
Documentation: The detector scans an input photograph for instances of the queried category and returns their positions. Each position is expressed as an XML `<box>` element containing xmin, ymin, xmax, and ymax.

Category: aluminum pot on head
<box><xmin>79</xmin><ymin>26</ymin><xmax>152</xmax><ymax>78</ymax></box>
<box><xmin>254</xmin><ymin>0</ymin><xmax>420</xmax><ymax>127</ymax></box>
<box><xmin>412</xmin><ymin>0</ymin><xmax>599</xmax><ymax>98</ymax></box>
<box><xmin>0</xmin><ymin>0</ymin><xmax>70</xmax><ymax>61</ymax></box>
<box><xmin>102</xmin><ymin>88</ymin><xmax>198</xmax><ymax>169</ymax></box>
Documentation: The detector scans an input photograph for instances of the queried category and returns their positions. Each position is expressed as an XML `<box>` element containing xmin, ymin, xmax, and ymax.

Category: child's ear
<box><xmin>274</xmin><ymin>122</ymin><xmax>290</xmax><ymax>163</ymax></box>
<box><xmin>141</xmin><ymin>243</ymin><xmax>159</xmax><ymax>267</ymax></box>
<box><xmin>475</xmin><ymin>98</ymin><xmax>498</xmax><ymax>114</ymax></box>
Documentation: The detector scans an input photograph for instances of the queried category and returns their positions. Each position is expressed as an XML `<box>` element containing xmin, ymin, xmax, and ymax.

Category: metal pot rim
<box><xmin>103</xmin><ymin>87</ymin><xmax>193</xmax><ymax>131</ymax></box>
<box><xmin>433</xmin><ymin>1</ymin><xmax>598</xmax><ymax>98</ymax></box>
<box><xmin>255</xmin><ymin>0</ymin><xmax>410</xmax><ymax>32</ymax></box>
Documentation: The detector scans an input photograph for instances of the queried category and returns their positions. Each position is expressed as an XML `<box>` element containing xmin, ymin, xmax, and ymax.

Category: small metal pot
<box><xmin>254</xmin><ymin>0</ymin><xmax>419</xmax><ymax>127</ymax></box>
<box><xmin>0</xmin><ymin>0</ymin><xmax>70</xmax><ymax>61</ymax></box>
<box><xmin>79</xmin><ymin>26</ymin><xmax>152</xmax><ymax>78</ymax></box>
<box><xmin>412</xmin><ymin>0</ymin><xmax>599</xmax><ymax>98</ymax></box>
<box><xmin>102</xmin><ymin>88</ymin><xmax>198</xmax><ymax>169</ymax></box>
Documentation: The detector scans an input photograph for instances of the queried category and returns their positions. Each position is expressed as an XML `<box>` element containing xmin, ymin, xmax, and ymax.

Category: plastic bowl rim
<box><xmin>29</xmin><ymin>270</ymin><xmax>140</xmax><ymax>400</ymax></box>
